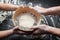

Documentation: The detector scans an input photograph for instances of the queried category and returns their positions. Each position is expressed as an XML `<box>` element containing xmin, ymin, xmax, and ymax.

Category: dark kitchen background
<box><xmin>0</xmin><ymin>0</ymin><xmax>60</xmax><ymax>40</ymax></box>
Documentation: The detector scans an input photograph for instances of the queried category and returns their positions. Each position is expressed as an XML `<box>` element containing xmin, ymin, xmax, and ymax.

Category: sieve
<box><xmin>12</xmin><ymin>6</ymin><xmax>42</xmax><ymax>31</ymax></box>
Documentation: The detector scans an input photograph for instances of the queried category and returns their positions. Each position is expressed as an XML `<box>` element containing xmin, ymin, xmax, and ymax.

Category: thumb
<box><xmin>13</xmin><ymin>26</ymin><xmax>19</xmax><ymax>30</ymax></box>
<box><xmin>30</xmin><ymin>25</ymin><xmax>39</xmax><ymax>29</ymax></box>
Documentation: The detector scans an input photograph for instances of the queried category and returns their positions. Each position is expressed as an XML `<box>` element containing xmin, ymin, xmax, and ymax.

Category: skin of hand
<box><xmin>29</xmin><ymin>24</ymin><xmax>49</xmax><ymax>35</ymax></box>
<box><xmin>0</xmin><ymin>4</ymin><xmax>60</xmax><ymax>36</ymax></box>
<box><xmin>17</xmin><ymin>25</ymin><xmax>48</xmax><ymax>35</ymax></box>
<box><xmin>32</xmin><ymin>24</ymin><xmax>51</xmax><ymax>31</ymax></box>
<box><xmin>11</xmin><ymin>26</ymin><xmax>29</xmax><ymax>35</ymax></box>
<box><xmin>15</xmin><ymin>24</ymin><xmax>60</xmax><ymax>37</ymax></box>
<box><xmin>29</xmin><ymin>6</ymin><xmax>60</xmax><ymax>15</ymax></box>
<box><xmin>33</xmin><ymin>6</ymin><xmax>60</xmax><ymax>15</ymax></box>
<box><xmin>30</xmin><ymin>24</ymin><xmax>60</xmax><ymax>37</ymax></box>
<box><xmin>17</xmin><ymin>6</ymin><xmax>60</xmax><ymax>36</ymax></box>
<box><xmin>0</xmin><ymin>3</ymin><xmax>24</xmax><ymax>11</ymax></box>
<box><xmin>16</xmin><ymin>25</ymin><xmax>46</xmax><ymax>35</ymax></box>
<box><xmin>0</xmin><ymin>26</ymin><xmax>19</xmax><ymax>38</ymax></box>
<box><xmin>0</xmin><ymin>26</ymin><xmax>26</xmax><ymax>38</ymax></box>
<box><xmin>29</xmin><ymin>6</ymin><xmax>46</xmax><ymax>14</ymax></box>
<box><xmin>16</xmin><ymin>28</ymin><xmax>36</xmax><ymax>35</ymax></box>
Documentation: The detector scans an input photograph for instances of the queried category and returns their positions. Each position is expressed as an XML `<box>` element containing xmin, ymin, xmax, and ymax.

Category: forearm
<box><xmin>46</xmin><ymin>26</ymin><xmax>60</xmax><ymax>36</ymax></box>
<box><xmin>0</xmin><ymin>29</ymin><xmax>13</xmax><ymax>38</ymax></box>
<box><xmin>0</xmin><ymin>3</ymin><xmax>19</xmax><ymax>11</ymax></box>
<box><xmin>44</xmin><ymin>6</ymin><xmax>60</xmax><ymax>15</ymax></box>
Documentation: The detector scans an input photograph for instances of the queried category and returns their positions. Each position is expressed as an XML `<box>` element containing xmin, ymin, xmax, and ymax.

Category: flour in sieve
<box><xmin>19</xmin><ymin>13</ymin><xmax>36</xmax><ymax>29</ymax></box>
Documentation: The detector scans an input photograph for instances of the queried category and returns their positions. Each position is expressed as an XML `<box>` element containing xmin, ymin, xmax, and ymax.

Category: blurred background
<box><xmin>0</xmin><ymin>0</ymin><xmax>60</xmax><ymax>40</ymax></box>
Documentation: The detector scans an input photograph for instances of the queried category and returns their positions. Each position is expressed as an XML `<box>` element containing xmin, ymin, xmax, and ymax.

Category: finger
<box><xmin>17</xmin><ymin>31</ymin><xmax>26</xmax><ymax>35</ymax></box>
<box><xmin>30</xmin><ymin>24</ymin><xmax>46</xmax><ymax>29</ymax></box>
<box><xmin>17</xmin><ymin>31</ymin><xmax>32</xmax><ymax>35</ymax></box>
<box><xmin>30</xmin><ymin>26</ymin><xmax>39</xmax><ymax>29</ymax></box>
<box><xmin>13</xmin><ymin>26</ymin><xmax>19</xmax><ymax>29</ymax></box>
<box><xmin>18</xmin><ymin>31</ymin><xmax>25</xmax><ymax>34</ymax></box>
<box><xmin>29</xmin><ymin>6</ymin><xmax>34</xmax><ymax>9</ymax></box>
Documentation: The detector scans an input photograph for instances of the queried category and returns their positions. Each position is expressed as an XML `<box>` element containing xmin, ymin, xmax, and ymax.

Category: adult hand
<box><xmin>12</xmin><ymin>24</ymin><xmax>50</xmax><ymax>35</ymax></box>
<box><xmin>11</xmin><ymin>26</ymin><xmax>25</xmax><ymax>34</ymax></box>
<box><xmin>12</xmin><ymin>26</ymin><xmax>34</xmax><ymax>35</ymax></box>
<box><xmin>29</xmin><ymin>5</ymin><xmax>46</xmax><ymax>14</ymax></box>
<box><xmin>30</xmin><ymin>24</ymin><xmax>51</xmax><ymax>35</ymax></box>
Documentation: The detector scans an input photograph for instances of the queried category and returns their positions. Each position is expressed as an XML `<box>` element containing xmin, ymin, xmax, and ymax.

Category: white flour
<box><xmin>19</xmin><ymin>13</ymin><xmax>36</xmax><ymax>27</ymax></box>
<box><xmin>16</xmin><ymin>13</ymin><xmax>37</xmax><ymax>31</ymax></box>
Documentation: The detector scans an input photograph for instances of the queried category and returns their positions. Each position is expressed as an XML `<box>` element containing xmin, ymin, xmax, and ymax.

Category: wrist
<box><xmin>40</xmin><ymin>9</ymin><xmax>48</xmax><ymax>15</ymax></box>
<box><xmin>45</xmin><ymin>26</ymin><xmax>55</xmax><ymax>33</ymax></box>
<box><xmin>10</xmin><ymin>5</ymin><xmax>19</xmax><ymax>11</ymax></box>
<box><xmin>10</xmin><ymin>29</ymin><xmax>14</xmax><ymax>34</ymax></box>
<box><xmin>42</xmin><ymin>25</ymin><xmax>52</xmax><ymax>32</ymax></box>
